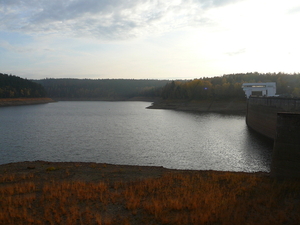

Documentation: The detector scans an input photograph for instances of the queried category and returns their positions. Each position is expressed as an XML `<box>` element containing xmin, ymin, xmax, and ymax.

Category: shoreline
<box><xmin>0</xmin><ymin>160</ymin><xmax>268</xmax><ymax>179</ymax></box>
<box><xmin>0</xmin><ymin>98</ymin><xmax>247</xmax><ymax>115</ymax></box>
<box><xmin>51</xmin><ymin>97</ymin><xmax>160</xmax><ymax>102</ymax></box>
<box><xmin>147</xmin><ymin>99</ymin><xmax>247</xmax><ymax>114</ymax></box>
<box><xmin>0</xmin><ymin>160</ymin><xmax>270</xmax><ymax>192</ymax></box>
<box><xmin>0</xmin><ymin>97</ymin><xmax>55</xmax><ymax>107</ymax></box>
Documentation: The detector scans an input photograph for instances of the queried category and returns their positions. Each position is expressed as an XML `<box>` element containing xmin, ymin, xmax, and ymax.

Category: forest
<box><xmin>2</xmin><ymin>72</ymin><xmax>300</xmax><ymax>100</ymax></box>
<box><xmin>161</xmin><ymin>72</ymin><xmax>300</xmax><ymax>100</ymax></box>
<box><xmin>36</xmin><ymin>72</ymin><xmax>299</xmax><ymax>101</ymax></box>
<box><xmin>34</xmin><ymin>78</ymin><xmax>169</xmax><ymax>99</ymax></box>
<box><xmin>0</xmin><ymin>73</ymin><xmax>46</xmax><ymax>98</ymax></box>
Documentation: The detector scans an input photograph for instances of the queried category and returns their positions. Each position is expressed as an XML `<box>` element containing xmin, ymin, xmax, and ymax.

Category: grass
<box><xmin>46</xmin><ymin>167</ymin><xmax>59</xmax><ymax>171</ymax></box>
<box><xmin>1</xmin><ymin>170</ymin><xmax>300</xmax><ymax>224</ymax></box>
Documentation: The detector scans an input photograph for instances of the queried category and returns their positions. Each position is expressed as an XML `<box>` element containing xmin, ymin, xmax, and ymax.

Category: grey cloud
<box><xmin>29</xmin><ymin>0</ymin><xmax>143</xmax><ymax>25</ymax></box>
<box><xmin>194</xmin><ymin>0</ymin><xmax>242</xmax><ymax>8</ymax></box>
<box><xmin>67</xmin><ymin>0</ymin><xmax>132</xmax><ymax>15</ymax></box>
<box><xmin>0</xmin><ymin>0</ymin><xmax>242</xmax><ymax>40</ymax></box>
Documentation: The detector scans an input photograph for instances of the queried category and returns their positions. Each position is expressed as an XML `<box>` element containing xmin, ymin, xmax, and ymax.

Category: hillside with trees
<box><xmin>161</xmin><ymin>72</ymin><xmax>300</xmax><ymax>101</ymax></box>
<box><xmin>0</xmin><ymin>73</ymin><xmax>46</xmax><ymax>98</ymax></box>
<box><xmin>2</xmin><ymin>72</ymin><xmax>299</xmax><ymax>101</ymax></box>
<box><xmin>34</xmin><ymin>79</ymin><xmax>169</xmax><ymax>100</ymax></box>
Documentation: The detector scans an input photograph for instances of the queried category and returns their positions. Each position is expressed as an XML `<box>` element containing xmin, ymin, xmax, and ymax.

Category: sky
<box><xmin>1</xmin><ymin>0</ymin><xmax>300</xmax><ymax>80</ymax></box>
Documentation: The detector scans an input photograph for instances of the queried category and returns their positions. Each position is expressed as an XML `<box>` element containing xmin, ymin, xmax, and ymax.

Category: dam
<box><xmin>246</xmin><ymin>97</ymin><xmax>300</xmax><ymax>178</ymax></box>
<box><xmin>246</xmin><ymin>97</ymin><xmax>300</xmax><ymax>140</ymax></box>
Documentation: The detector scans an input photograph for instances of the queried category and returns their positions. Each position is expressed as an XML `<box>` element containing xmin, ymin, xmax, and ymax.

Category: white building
<box><xmin>242</xmin><ymin>82</ymin><xmax>277</xmax><ymax>98</ymax></box>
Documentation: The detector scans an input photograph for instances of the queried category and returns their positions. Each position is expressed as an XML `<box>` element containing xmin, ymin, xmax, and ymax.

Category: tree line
<box><xmin>161</xmin><ymin>72</ymin><xmax>300</xmax><ymax>100</ymax></box>
<box><xmin>0</xmin><ymin>73</ymin><xmax>46</xmax><ymax>98</ymax></box>
<box><xmin>34</xmin><ymin>78</ymin><xmax>169</xmax><ymax>99</ymax></box>
<box><xmin>2</xmin><ymin>72</ymin><xmax>300</xmax><ymax>100</ymax></box>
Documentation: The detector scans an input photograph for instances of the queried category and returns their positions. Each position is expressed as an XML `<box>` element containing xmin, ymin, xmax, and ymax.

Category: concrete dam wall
<box><xmin>246</xmin><ymin>97</ymin><xmax>300</xmax><ymax>178</ymax></box>
<box><xmin>271</xmin><ymin>113</ymin><xmax>300</xmax><ymax>178</ymax></box>
<box><xmin>246</xmin><ymin>97</ymin><xmax>300</xmax><ymax>140</ymax></box>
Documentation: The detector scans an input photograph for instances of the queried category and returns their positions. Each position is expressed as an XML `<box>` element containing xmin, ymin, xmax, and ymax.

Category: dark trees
<box><xmin>34</xmin><ymin>78</ymin><xmax>169</xmax><ymax>99</ymax></box>
<box><xmin>0</xmin><ymin>73</ymin><xmax>46</xmax><ymax>98</ymax></box>
<box><xmin>160</xmin><ymin>72</ymin><xmax>300</xmax><ymax>101</ymax></box>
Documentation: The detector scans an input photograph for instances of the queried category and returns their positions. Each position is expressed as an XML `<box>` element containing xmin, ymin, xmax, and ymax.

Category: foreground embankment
<box><xmin>1</xmin><ymin>161</ymin><xmax>300</xmax><ymax>225</ymax></box>
<box><xmin>148</xmin><ymin>99</ymin><xmax>247</xmax><ymax>114</ymax></box>
<box><xmin>0</xmin><ymin>98</ymin><xmax>55</xmax><ymax>107</ymax></box>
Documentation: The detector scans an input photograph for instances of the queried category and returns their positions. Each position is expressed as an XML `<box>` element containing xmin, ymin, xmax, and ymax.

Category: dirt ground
<box><xmin>147</xmin><ymin>99</ymin><xmax>247</xmax><ymax>114</ymax></box>
<box><xmin>0</xmin><ymin>98</ymin><xmax>55</xmax><ymax>107</ymax></box>
<box><xmin>0</xmin><ymin>161</ymin><xmax>266</xmax><ymax>184</ymax></box>
<box><xmin>0</xmin><ymin>161</ymin><xmax>178</xmax><ymax>183</ymax></box>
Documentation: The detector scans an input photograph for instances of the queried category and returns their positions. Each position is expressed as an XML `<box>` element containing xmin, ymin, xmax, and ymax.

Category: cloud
<box><xmin>287</xmin><ymin>5</ymin><xmax>300</xmax><ymax>14</ymax></box>
<box><xmin>195</xmin><ymin>0</ymin><xmax>241</xmax><ymax>8</ymax></box>
<box><xmin>0</xmin><ymin>0</ymin><xmax>243</xmax><ymax>40</ymax></box>
<box><xmin>226</xmin><ymin>48</ymin><xmax>246</xmax><ymax>56</ymax></box>
<box><xmin>0</xmin><ymin>40</ymin><xmax>34</xmax><ymax>53</ymax></box>
<box><xmin>0</xmin><ymin>37</ymin><xmax>55</xmax><ymax>53</ymax></box>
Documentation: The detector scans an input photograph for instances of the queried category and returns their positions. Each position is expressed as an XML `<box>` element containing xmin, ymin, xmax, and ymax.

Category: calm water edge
<box><xmin>0</xmin><ymin>101</ymin><xmax>273</xmax><ymax>172</ymax></box>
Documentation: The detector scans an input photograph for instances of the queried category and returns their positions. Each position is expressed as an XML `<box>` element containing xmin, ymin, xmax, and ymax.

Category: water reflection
<box><xmin>242</xmin><ymin>127</ymin><xmax>274</xmax><ymax>171</ymax></box>
<box><xmin>0</xmin><ymin>101</ymin><xmax>273</xmax><ymax>172</ymax></box>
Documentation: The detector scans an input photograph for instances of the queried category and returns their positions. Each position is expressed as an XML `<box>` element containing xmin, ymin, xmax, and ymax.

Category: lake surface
<box><xmin>0</xmin><ymin>101</ymin><xmax>273</xmax><ymax>172</ymax></box>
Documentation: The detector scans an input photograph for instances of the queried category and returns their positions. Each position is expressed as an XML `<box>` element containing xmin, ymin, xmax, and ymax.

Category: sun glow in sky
<box><xmin>1</xmin><ymin>0</ymin><xmax>300</xmax><ymax>79</ymax></box>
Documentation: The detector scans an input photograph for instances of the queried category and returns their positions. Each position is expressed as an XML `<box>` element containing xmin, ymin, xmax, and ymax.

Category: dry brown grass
<box><xmin>1</xmin><ymin>168</ymin><xmax>300</xmax><ymax>225</ymax></box>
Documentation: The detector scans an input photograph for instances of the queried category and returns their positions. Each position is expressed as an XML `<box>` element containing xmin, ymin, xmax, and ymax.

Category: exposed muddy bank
<box><xmin>0</xmin><ymin>98</ymin><xmax>55</xmax><ymax>107</ymax></box>
<box><xmin>147</xmin><ymin>99</ymin><xmax>247</xmax><ymax>114</ymax></box>
<box><xmin>52</xmin><ymin>97</ymin><xmax>159</xmax><ymax>102</ymax></box>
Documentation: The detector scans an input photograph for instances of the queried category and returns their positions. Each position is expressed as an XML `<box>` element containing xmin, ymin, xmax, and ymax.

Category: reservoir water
<box><xmin>0</xmin><ymin>101</ymin><xmax>273</xmax><ymax>172</ymax></box>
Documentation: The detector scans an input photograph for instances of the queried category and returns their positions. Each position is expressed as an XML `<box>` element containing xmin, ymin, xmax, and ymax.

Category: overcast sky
<box><xmin>1</xmin><ymin>0</ymin><xmax>300</xmax><ymax>79</ymax></box>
